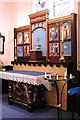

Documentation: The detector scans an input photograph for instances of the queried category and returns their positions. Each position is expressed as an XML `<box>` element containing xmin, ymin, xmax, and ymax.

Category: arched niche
<box><xmin>29</xmin><ymin>9</ymin><xmax>49</xmax><ymax>60</ymax></box>
<box><xmin>32</xmin><ymin>23</ymin><xmax>46</xmax><ymax>56</ymax></box>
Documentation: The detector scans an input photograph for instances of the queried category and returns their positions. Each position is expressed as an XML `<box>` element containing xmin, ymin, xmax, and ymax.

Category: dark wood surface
<box><xmin>30</xmin><ymin>50</ymin><xmax>42</xmax><ymax>61</ymax></box>
<box><xmin>8</xmin><ymin>81</ymin><xmax>45</xmax><ymax>112</ymax></box>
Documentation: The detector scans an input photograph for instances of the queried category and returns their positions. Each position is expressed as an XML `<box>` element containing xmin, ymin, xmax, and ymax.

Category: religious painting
<box><xmin>24</xmin><ymin>45</ymin><xmax>30</xmax><ymax>57</ymax></box>
<box><xmin>24</xmin><ymin>31</ymin><xmax>30</xmax><ymax>44</ymax></box>
<box><xmin>60</xmin><ymin>21</ymin><xmax>71</xmax><ymax>41</ymax></box>
<box><xmin>63</xmin><ymin>41</ymin><xmax>71</xmax><ymax>56</ymax></box>
<box><xmin>17</xmin><ymin>46</ymin><xmax>23</xmax><ymax>57</ymax></box>
<box><xmin>49</xmin><ymin>42</ymin><xmax>59</xmax><ymax>56</ymax></box>
<box><xmin>17</xmin><ymin>32</ymin><xmax>23</xmax><ymax>44</ymax></box>
<box><xmin>49</xmin><ymin>24</ymin><xmax>59</xmax><ymax>41</ymax></box>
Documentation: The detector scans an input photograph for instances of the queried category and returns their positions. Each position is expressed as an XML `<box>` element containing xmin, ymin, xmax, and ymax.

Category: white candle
<box><xmin>15</xmin><ymin>39</ymin><xmax>16</xmax><ymax>46</ymax></box>
<box><xmin>64</xmin><ymin>72</ymin><xmax>67</xmax><ymax>77</ymax></box>
<box><xmin>49</xmin><ymin>75</ymin><xmax>51</xmax><ymax>79</ymax></box>
<box><xmin>64</xmin><ymin>72</ymin><xmax>67</xmax><ymax>79</ymax></box>
<box><xmin>62</xmin><ymin>30</ymin><xmax>64</xmax><ymax>42</ymax></box>
<box><xmin>70</xmin><ymin>74</ymin><xmax>72</xmax><ymax>79</ymax></box>
<box><xmin>56</xmin><ymin>75</ymin><xmax>58</xmax><ymax>80</ymax></box>
<box><xmin>45</xmin><ymin>72</ymin><xmax>47</xmax><ymax>78</ymax></box>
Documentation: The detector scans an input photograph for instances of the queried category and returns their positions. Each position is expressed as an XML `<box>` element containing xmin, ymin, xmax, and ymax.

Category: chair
<box><xmin>68</xmin><ymin>87</ymin><xmax>80</xmax><ymax>120</ymax></box>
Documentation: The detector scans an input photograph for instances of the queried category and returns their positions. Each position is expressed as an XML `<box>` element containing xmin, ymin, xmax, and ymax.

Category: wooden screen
<box><xmin>14</xmin><ymin>25</ymin><xmax>30</xmax><ymax>59</ymax></box>
<box><xmin>46</xmin><ymin>13</ymin><xmax>77</xmax><ymax>65</ymax></box>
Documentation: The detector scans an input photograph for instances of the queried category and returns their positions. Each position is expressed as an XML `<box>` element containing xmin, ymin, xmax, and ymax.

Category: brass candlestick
<box><xmin>59</xmin><ymin>29</ymin><xmax>65</xmax><ymax>62</ymax></box>
<box><xmin>59</xmin><ymin>41</ymin><xmax>65</xmax><ymax>61</ymax></box>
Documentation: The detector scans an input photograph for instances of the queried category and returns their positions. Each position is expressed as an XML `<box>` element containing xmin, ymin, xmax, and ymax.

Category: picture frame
<box><xmin>60</xmin><ymin>21</ymin><xmax>71</xmax><ymax>40</ymax></box>
<box><xmin>24</xmin><ymin>45</ymin><xmax>30</xmax><ymax>57</ymax></box>
<box><xmin>49</xmin><ymin>42</ymin><xmax>59</xmax><ymax>56</ymax></box>
<box><xmin>17</xmin><ymin>32</ymin><xmax>23</xmax><ymax>44</ymax></box>
<box><xmin>0</xmin><ymin>36</ymin><xmax>5</xmax><ymax>54</ymax></box>
<box><xmin>17</xmin><ymin>46</ymin><xmax>23</xmax><ymax>57</ymax></box>
<box><xmin>63</xmin><ymin>41</ymin><xmax>71</xmax><ymax>56</ymax></box>
<box><xmin>24</xmin><ymin>31</ymin><xmax>30</xmax><ymax>44</ymax></box>
<box><xmin>49</xmin><ymin>24</ymin><xmax>59</xmax><ymax>41</ymax></box>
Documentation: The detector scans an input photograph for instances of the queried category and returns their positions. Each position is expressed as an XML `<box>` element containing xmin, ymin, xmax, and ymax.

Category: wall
<box><xmin>0</xmin><ymin>1</ymin><xmax>32</xmax><ymax>65</ymax></box>
<box><xmin>0</xmin><ymin>0</ymin><xmax>80</xmax><ymax>68</ymax></box>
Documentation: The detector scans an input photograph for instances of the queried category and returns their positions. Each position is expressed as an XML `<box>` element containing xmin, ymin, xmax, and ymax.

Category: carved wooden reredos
<box><xmin>13</xmin><ymin>10</ymin><xmax>77</xmax><ymax>75</ymax></box>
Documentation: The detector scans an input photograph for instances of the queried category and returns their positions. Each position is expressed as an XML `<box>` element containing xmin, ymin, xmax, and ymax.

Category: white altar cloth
<box><xmin>0</xmin><ymin>71</ymin><xmax>56</xmax><ymax>91</ymax></box>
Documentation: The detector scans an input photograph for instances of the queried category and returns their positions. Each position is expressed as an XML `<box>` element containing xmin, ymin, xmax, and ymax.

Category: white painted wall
<box><xmin>0</xmin><ymin>1</ymin><xmax>32</xmax><ymax>65</ymax></box>
<box><xmin>0</xmin><ymin>0</ymin><xmax>80</xmax><ymax>69</ymax></box>
<box><xmin>0</xmin><ymin>2</ymin><xmax>18</xmax><ymax>65</ymax></box>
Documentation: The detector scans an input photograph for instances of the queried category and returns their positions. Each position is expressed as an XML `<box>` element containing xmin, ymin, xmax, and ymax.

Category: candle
<box><xmin>45</xmin><ymin>72</ymin><xmax>47</xmax><ymax>78</ymax></box>
<box><xmin>56</xmin><ymin>75</ymin><xmax>58</xmax><ymax>80</ymax></box>
<box><xmin>64</xmin><ymin>72</ymin><xmax>67</xmax><ymax>79</ymax></box>
<box><xmin>15</xmin><ymin>39</ymin><xmax>16</xmax><ymax>46</ymax></box>
<box><xmin>64</xmin><ymin>72</ymin><xmax>67</xmax><ymax>77</ymax></box>
<box><xmin>70</xmin><ymin>74</ymin><xmax>72</xmax><ymax>79</ymax></box>
<box><xmin>62</xmin><ymin>29</ymin><xmax>64</xmax><ymax>42</ymax></box>
<box><xmin>49</xmin><ymin>75</ymin><xmax>51</xmax><ymax>79</ymax></box>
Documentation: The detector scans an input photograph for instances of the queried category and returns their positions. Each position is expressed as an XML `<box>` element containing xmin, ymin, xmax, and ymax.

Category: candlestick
<box><xmin>15</xmin><ymin>39</ymin><xmax>16</xmax><ymax>46</ymax></box>
<box><xmin>59</xmin><ymin>42</ymin><xmax>65</xmax><ymax>61</ymax></box>
<box><xmin>59</xmin><ymin>29</ymin><xmax>65</xmax><ymax>61</ymax></box>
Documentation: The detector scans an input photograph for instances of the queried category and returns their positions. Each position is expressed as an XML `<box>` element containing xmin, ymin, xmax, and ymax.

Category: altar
<box><xmin>0</xmin><ymin>70</ymin><xmax>55</xmax><ymax>111</ymax></box>
<box><xmin>1</xmin><ymin>10</ymin><xmax>77</xmax><ymax>112</ymax></box>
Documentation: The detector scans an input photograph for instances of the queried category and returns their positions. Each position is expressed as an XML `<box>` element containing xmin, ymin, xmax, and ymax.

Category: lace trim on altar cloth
<box><xmin>0</xmin><ymin>71</ymin><xmax>56</xmax><ymax>91</ymax></box>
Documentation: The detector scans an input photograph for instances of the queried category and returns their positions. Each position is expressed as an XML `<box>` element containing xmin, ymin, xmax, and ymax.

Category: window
<box><xmin>33</xmin><ymin>0</ymin><xmax>71</xmax><ymax>19</ymax></box>
<box><xmin>53</xmin><ymin>0</ymin><xmax>70</xmax><ymax>18</ymax></box>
